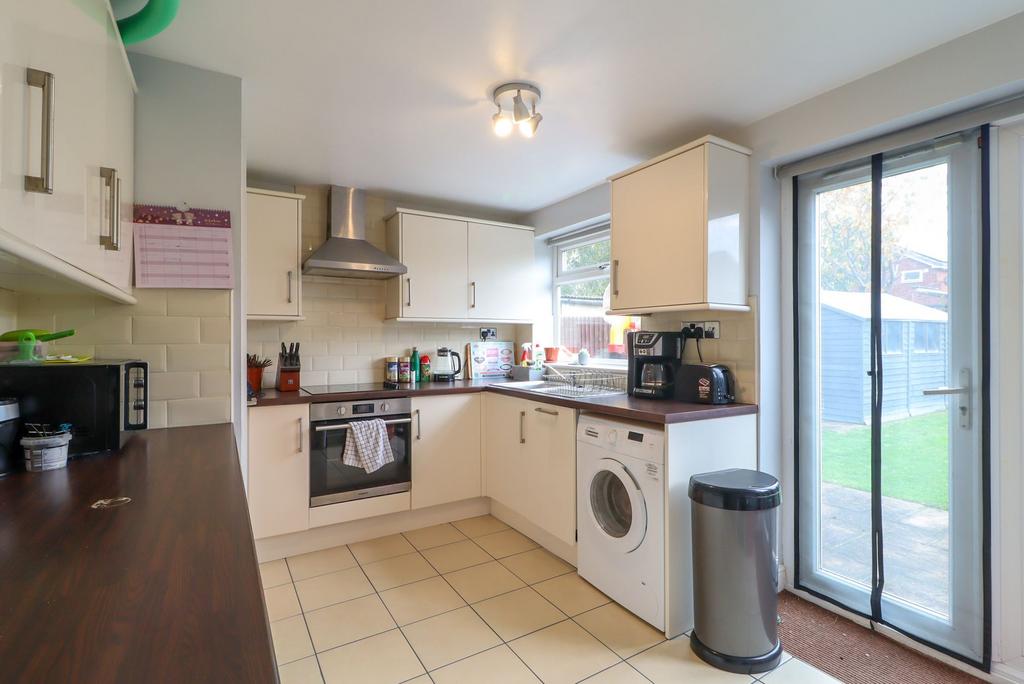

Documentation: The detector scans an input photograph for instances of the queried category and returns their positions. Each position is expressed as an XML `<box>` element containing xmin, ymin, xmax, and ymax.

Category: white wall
<box><xmin>522</xmin><ymin>183</ymin><xmax>610</xmax><ymax>237</ymax></box>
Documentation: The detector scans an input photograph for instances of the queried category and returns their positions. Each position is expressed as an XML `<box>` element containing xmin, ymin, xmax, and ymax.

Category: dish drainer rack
<box><xmin>541</xmin><ymin>368</ymin><xmax>627</xmax><ymax>397</ymax></box>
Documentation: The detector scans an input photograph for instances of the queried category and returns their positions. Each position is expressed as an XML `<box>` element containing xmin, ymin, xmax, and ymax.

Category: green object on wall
<box><xmin>116</xmin><ymin>0</ymin><xmax>180</xmax><ymax>45</ymax></box>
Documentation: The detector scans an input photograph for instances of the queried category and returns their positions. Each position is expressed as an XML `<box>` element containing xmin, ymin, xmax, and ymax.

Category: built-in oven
<box><xmin>308</xmin><ymin>397</ymin><xmax>412</xmax><ymax>507</ymax></box>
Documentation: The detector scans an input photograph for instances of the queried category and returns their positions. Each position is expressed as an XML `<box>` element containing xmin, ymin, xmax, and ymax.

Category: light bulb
<box><xmin>492</xmin><ymin>112</ymin><xmax>513</xmax><ymax>137</ymax></box>
<box><xmin>519</xmin><ymin>112</ymin><xmax>542</xmax><ymax>138</ymax></box>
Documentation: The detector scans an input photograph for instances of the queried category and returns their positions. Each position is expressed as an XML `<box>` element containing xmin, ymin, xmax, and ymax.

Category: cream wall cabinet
<box><xmin>411</xmin><ymin>394</ymin><xmax>482</xmax><ymax>509</ymax></box>
<box><xmin>246</xmin><ymin>188</ymin><xmax>304</xmax><ymax>319</ymax></box>
<box><xmin>0</xmin><ymin>0</ymin><xmax>135</xmax><ymax>297</ymax></box>
<box><xmin>385</xmin><ymin>209</ymin><xmax>534</xmax><ymax>323</ymax></box>
<box><xmin>247</xmin><ymin>404</ymin><xmax>309</xmax><ymax>539</ymax></box>
<box><xmin>609</xmin><ymin>136</ymin><xmax>750</xmax><ymax>314</ymax></box>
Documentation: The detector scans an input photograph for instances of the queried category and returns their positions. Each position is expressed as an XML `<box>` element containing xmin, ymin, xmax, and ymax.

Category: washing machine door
<box><xmin>587</xmin><ymin>457</ymin><xmax>647</xmax><ymax>553</ymax></box>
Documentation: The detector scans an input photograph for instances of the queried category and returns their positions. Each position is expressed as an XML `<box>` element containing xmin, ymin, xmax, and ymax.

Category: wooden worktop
<box><xmin>252</xmin><ymin>379</ymin><xmax>757</xmax><ymax>424</ymax></box>
<box><xmin>0</xmin><ymin>424</ymin><xmax>277</xmax><ymax>683</ymax></box>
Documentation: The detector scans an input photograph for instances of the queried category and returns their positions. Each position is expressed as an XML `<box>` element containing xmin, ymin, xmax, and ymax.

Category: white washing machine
<box><xmin>577</xmin><ymin>413</ymin><xmax>665</xmax><ymax>631</ymax></box>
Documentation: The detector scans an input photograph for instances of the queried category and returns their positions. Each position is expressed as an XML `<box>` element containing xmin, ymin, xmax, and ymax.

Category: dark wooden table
<box><xmin>0</xmin><ymin>423</ymin><xmax>277</xmax><ymax>683</ymax></box>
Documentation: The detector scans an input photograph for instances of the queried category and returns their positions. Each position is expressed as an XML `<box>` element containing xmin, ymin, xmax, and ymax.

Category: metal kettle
<box><xmin>433</xmin><ymin>347</ymin><xmax>462</xmax><ymax>380</ymax></box>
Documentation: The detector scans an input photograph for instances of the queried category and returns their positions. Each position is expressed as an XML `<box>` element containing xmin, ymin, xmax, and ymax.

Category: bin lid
<box><xmin>688</xmin><ymin>468</ymin><xmax>780</xmax><ymax>511</ymax></box>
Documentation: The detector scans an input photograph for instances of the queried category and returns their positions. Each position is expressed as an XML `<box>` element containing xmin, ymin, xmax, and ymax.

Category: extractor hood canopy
<box><xmin>302</xmin><ymin>186</ymin><xmax>407</xmax><ymax>279</ymax></box>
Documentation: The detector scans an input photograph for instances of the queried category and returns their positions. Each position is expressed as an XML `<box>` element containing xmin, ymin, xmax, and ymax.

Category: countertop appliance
<box><xmin>308</xmin><ymin>397</ymin><xmax>412</xmax><ymax>506</ymax></box>
<box><xmin>577</xmin><ymin>413</ymin><xmax>666</xmax><ymax>630</ymax></box>
<box><xmin>302</xmin><ymin>186</ymin><xmax>408</xmax><ymax>279</ymax></box>
<box><xmin>0</xmin><ymin>361</ymin><xmax>147</xmax><ymax>457</ymax></box>
<box><xmin>678</xmin><ymin>363</ymin><xmax>735</xmax><ymax>405</ymax></box>
<box><xmin>627</xmin><ymin>330</ymin><xmax>682</xmax><ymax>400</ymax></box>
<box><xmin>0</xmin><ymin>398</ymin><xmax>19</xmax><ymax>476</ymax></box>
<box><xmin>432</xmin><ymin>347</ymin><xmax>462</xmax><ymax>382</ymax></box>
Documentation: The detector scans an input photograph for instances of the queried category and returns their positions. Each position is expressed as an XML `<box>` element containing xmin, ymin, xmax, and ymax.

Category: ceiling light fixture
<box><xmin>492</xmin><ymin>82</ymin><xmax>542</xmax><ymax>138</ymax></box>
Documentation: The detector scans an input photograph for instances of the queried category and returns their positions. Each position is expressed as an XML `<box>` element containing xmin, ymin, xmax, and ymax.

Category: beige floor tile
<box><xmin>278</xmin><ymin>655</ymin><xmax>323</xmax><ymax>684</ymax></box>
<box><xmin>402</xmin><ymin>522</ymin><xmax>467</xmax><ymax>550</ymax></box>
<box><xmin>759</xmin><ymin>658</ymin><xmax>840</xmax><ymax>683</ymax></box>
<box><xmin>349</xmin><ymin>533</ymin><xmax>417</xmax><ymax>564</ymax></box>
<box><xmin>317</xmin><ymin>629</ymin><xmax>425</xmax><ymax>684</ymax></box>
<box><xmin>574</xmin><ymin>602</ymin><xmax>665</xmax><ymax>658</ymax></box>
<box><xmin>581</xmin><ymin>662</ymin><xmax>650</xmax><ymax>683</ymax></box>
<box><xmin>378</xmin><ymin>576</ymin><xmax>466</xmax><ymax>626</ymax></box>
<box><xmin>451</xmin><ymin>514</ymin><xmax>510</xmax><ymax>538</ymax></box>
<box><xmin>629</xmin><ymin>636</ymin><xmax>752</xmax><ymax>683</ymax></box>
<box><xmin>474</xmin><ymin>587</ymin><xmax>566</xmax><ymax>641</ymax></box>
<box><xmin>264</xmin><ymin>582</ymin><xmax>302</xmax><ymax>621</ymax></box>
<box><xmin>305</xmin><ymin>594</ymin><xmax>396</xmax><ymax>653</ymax></box>
<box><xmin>533</xmin><ymin>573</ymin><xmax>610</xmax><ymax>616</ymax></box>
<box><xmin>474</xmin><ymin>528</ymin><xmax>539</xmax><ymax>558</ymax></box>
<box><xmin>401</xmin><ymin>606</ymin><xmax>502</xmax><ymax>670</ymax></box>
<box><xmin>509</xmin><ymin>620</ymin><xmax>620</xmax><ymax>684</ymax></box>
<box><xmin>499</xmin><ymin>548</ymin><xmax>574</xmax><ymax>584</ymax></box>
<box><xmin>421</xmin><ymin>539</ymin><xmax>492</xmax><ymax>573</ymax></box>
<box><xmin>294</xmin><ymin>566</ymin><xmax>374</xmax><ymax>612</ymax></box>
<box><xmin>430</xmin><ymin>644</ymin><xmax>541</xmax><ymax>684</ymax></box>
<box><xmin>259</xmin><ymin>558</ymin><xmax>292</xmax><ymax>588</ymax></box>
<box><xmin>444</xmin><ymin>560</ymin><xmax>527</xmax><ymax>603</ymax></box>
<box><xmin>404</xmin><ymin>677</ymin><xmax>431</xmax><ymax>684</ymax></box>
<box><xmin>361</xmin><ymin>551</ymin><xmax>438</xmax><ymax>591</ymax></box>
<box><xmin>270</xmin><ymin>615</ymin><xmax>314</xmax><ymax>665</ymax></box>
<box><xmin>286</xmin><ymin>545</ymin><xmax>357</xmax><ymax>581</ymax></box>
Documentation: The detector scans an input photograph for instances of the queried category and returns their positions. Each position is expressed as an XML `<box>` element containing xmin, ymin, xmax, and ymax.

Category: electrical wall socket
<box><xmin>702</xmin><ymin>321</ymin><xmax>721</xmax><ymax>339</ymax></box>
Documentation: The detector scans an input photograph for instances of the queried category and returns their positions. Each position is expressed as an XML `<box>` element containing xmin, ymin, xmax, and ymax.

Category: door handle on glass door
<box><xmin>922</xmin><ymin>368</ymin><xmax>970</xmax><ymax>428</ymax></box>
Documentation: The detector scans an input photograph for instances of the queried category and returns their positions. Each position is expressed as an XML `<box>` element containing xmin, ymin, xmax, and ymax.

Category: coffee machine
<box><xmin>626</xmin><ymin>330</ymin><xmax>683</xmax><ymax>399</ymax></box>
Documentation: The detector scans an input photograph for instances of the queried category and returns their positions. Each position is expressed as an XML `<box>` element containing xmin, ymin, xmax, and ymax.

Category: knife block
<box><xmin>276</xmin><ymin>354</ymin><xmax>301</xmax><ymax>392</ymax></box>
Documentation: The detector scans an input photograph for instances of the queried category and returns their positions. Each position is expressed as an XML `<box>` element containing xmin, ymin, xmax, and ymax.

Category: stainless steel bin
<box><xmin>689</xmin><ymin>468</ymin><xmax>782</xmax><ymax>674</ymax></box>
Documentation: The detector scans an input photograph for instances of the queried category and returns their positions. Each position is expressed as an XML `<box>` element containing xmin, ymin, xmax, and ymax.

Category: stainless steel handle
<box><xmin>287</xmin><ymin>270</ymin><xmax>294</xmax><ymax>304</ymax></box>
<box><xmin>100</xmin><ymin>167</ymin><xmax>119</xmax><ymax>250</ymax></box>
<box><xmin>406</xmin><ymin>278</ymin><xmax>412</xmax><ymax>307</ymax></box>
<box><xmin>519</xmin><ymin>410</ymin><xmax>526</xmax><ymax>444</ymax></box>
<box><xmin>25</xmin><ymin>68</ymin><xmax>55</xmax><ymax>194</ymax></box>
<box><xmin>296</xmin><ymin>417</ymin><xmax>304</xmax><ymax>453</ymax></box>
<box><xmin>415</xmin><ymin>409</ymin><xmax>421</xmax><ymax>440</ymax></box>
<box><xmin>923</xmin><ymin>368</ymin><xmax>971</xmax><ymax>428</ymax></box>
<box><xmin>534</xmin><ymin>407</ymin><xmax>559</xmax><ymax>416</ymax></box>
<box><xmin>314</xmin><ymin>417</ymin><xmax>412</xmax><ymax>432</ymax></box>
<box><xmin>612</xmin><ymin>259</ymin><xmax>620</xmax><ymax>297</ymax></box>
<box><xmin>471</xmin><ymin>281</ymin><xmax>477</xmax><ymax>308</ymax></box>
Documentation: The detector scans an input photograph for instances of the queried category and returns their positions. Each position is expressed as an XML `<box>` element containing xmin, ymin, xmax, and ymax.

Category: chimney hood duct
<box><xmin>302</xmin><ymin>186</ymin><xmax>407</xmax><ymax>279</ymax></box>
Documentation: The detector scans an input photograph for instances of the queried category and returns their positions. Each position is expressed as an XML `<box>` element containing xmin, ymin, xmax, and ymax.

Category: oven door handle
<box><xmin>314</xmin><ymin>418</ymin><xmax>412</xmax><ymax>432</ymax></box>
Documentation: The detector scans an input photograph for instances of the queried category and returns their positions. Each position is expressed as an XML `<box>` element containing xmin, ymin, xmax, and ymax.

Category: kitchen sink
<box><xmin>498</xmin><ymin>379</ymin><xmax>625</xmax><ymax>399</ymax></box>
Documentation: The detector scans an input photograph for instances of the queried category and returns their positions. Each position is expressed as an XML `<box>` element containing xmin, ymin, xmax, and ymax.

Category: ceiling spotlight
<box><xmin>492</xmin><ymin>82</ymin><xmax>542</xmax><ymax>139</ymax></box>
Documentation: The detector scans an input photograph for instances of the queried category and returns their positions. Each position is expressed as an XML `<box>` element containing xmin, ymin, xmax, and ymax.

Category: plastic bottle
<box><xmin>410</xmin><ymin>347</ymin><xmax>419</xmax><ymax>383</ymax></box>
<box><xmin>420</xmin><ymin>355</ymin><xmax>431</xmax><ymax>381</ymax></box>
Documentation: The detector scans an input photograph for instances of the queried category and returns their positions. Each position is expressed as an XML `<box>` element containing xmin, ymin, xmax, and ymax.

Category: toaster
<box><xmin>677</xmin><ymin>363</ymin><xmax>736</xmax><ymax>404</ymax></box>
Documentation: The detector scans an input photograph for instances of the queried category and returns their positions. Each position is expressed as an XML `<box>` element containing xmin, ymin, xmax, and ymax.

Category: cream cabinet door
<box><xmin>247</xmin><ymin>405</ymin><xmax>310</xmax><ymax>539</ymax></box>
<box><xmin>247</xmin><ymin>189</ymin><xmax>303</xmax><ymax>318</ymax></box>
<box><xmin>467</xmin><ymin>222</ymin><xmax>534</xmax><ymax>322</ymax></box>
<box><xmin>399</xmin><ymin>213</ymin><xmax>469</xmax><ymax>319</ymax></box>
<box><xmin>411</xmin><ymin>395</ymin><xmax>482</xmax><ymax>509</ymax></box>
<box><xmin>610</xmin><ymin>145</ymin><xmax>706</xmax><ymax>310</ymax></box>
<box><xmin>522</xmin><ymin>400</ymin><xmax>577</xmax><ymax>546</ymax></box>
<box><xmin>483</xmin><ymin>393</ymin><xmax>527</xmax><ymax>508</ymax></box>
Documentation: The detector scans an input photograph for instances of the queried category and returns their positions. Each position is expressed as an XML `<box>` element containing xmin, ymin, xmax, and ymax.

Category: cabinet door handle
<box><xmin>100</xmin><ymin>167</ymin><xmax>120</xmax><ymax>250</ymax></box>
<box><xmin>612</xmin><ymin>259</ymin><xmax>620</xmax><ymax>297</ymax></box>
<box><xmin>534</xmin><ymin>407</ymin><xmax>559</xmax><ymax>416</ymax></box>
<box><xmin>406</xmin><ymin>278</ymin><xmax>412</xmax><ymax>307</ymax></box>
<box><xmin>415</xmin><ymin>409</ymin><xmax>422</xmax><ymax>440</ymax></box>
<box><xmin>287</xmin><ymin>270</ymin><xmax>294</xmax><ymax>303</ymax></box>
<box><xmin>24</xmin><ymin>68</ymin><xmax>55</xmax><ymax>194</ymax></box>
<box><xmin>470</xmin><ymin>281</ymin><xmax>477</xmax><ymax>308</ymax></box>
<box><xmin>296</xmin><ymin>417</ymin><xmax>304</xmax><ymax>453</ymax></box>
<box><xmin>519</xmin><ymin>410</ymin><xmax>526</xmax><ymax>444</ymax></box>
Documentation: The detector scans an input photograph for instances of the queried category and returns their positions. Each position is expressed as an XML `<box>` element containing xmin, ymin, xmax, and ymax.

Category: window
<box><xmin>901</xmin><ymin>269</ymin><xmax>925</xmax><ymax>283</ymax></box>
<box><xmin>913</xmin><ymin>322</ymin><xmax>942</xmax><ymax>352</ymax></box>
<box><xmin>552</xmin><ymin>230</ymin><xmax>639</xmax><ymax>363</ymax></box>
<box><xmin>882</xmin><ymin>321</ymin><xmax>903</xmax><ymax>355</ymax></box>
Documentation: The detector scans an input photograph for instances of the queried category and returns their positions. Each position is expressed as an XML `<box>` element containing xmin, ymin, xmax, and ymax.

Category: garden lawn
<box><xmin>821</xmin><ymin>412</ymin><xmax>949</xmax><ymax>510</ymax></box>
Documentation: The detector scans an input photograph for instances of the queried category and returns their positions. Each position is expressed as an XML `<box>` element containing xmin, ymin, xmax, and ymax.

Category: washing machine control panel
<box><xmin>577</xmin><ymin>416</ymin><xmax>664</xmax><ymax>464</ymax></box>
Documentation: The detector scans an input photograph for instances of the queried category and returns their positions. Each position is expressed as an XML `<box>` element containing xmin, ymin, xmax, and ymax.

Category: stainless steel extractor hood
<box><xmin>302</xmin><ymin>186</ymin><xmax>407</xmax><ymax>279</ymax></box>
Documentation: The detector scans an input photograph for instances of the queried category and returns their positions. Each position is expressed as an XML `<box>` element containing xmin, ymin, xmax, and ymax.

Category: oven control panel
<box><xmin>310</xmin><ymin>396</ymin><xmax>412</xmax><ymax>422</ymax></box>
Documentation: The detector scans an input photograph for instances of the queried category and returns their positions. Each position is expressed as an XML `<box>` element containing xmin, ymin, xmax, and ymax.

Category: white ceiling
<box><xmin>126</xmin><ymin>0</ymin><xmax>1023</xmax><ymax>214</ymax></box>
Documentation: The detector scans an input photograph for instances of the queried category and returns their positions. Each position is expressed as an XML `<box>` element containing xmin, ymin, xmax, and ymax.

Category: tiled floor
<box><xmin>260</xmin><ymin>515</ymin><xmax>840</xmax><ymax>684</ymax></box>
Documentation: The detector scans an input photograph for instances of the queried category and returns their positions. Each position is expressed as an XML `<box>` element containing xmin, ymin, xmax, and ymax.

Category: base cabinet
<box><xmin>411</xmin><ymin>394</ymin><xmax>481</xmax><ymax>509</ymax></box>
<box><xmin>248</xmin><ymin>404</ymin><xmax>309</xmax><ymax>539</ymax></box>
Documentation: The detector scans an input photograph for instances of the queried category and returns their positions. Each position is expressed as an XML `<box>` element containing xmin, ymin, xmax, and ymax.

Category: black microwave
<box><xmin>0</xmin><ymin>360</ymin><xmax>148</xmax><ymax>456</ymax></box>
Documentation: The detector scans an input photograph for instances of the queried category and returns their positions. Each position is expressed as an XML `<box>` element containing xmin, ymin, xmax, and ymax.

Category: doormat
<box><xmin>778</xmin><ymin>591</ymin><xmax>983</xmax><ymax>684</ymax></box>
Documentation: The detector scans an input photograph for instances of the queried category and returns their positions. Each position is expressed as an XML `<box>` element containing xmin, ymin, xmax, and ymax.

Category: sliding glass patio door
<box><xmin>794</xmin><ymin>129</ymin><xmax>987</xmax><ymax>665</ymax></box>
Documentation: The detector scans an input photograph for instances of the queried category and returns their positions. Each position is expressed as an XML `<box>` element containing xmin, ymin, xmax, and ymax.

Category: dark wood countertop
<box><xmin>252</xmin><ymin>379</ymin><xmax>757</xmax><ymax>424</ymax></box>
<box><xmin>0</xmin><ymin>424</ymin><xmax>277</xmax><ymax>683</ymax></box>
